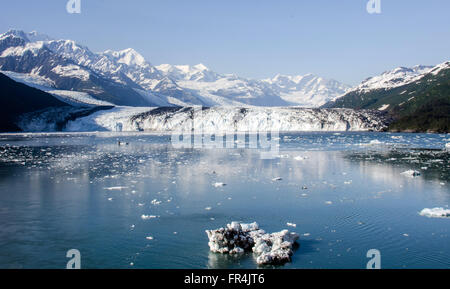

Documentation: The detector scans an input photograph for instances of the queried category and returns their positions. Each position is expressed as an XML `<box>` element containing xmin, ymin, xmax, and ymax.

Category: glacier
<box><xmin>57</xmin><ymin>106</ymin><xmax>388</xmax><ymax>133</ymax></box>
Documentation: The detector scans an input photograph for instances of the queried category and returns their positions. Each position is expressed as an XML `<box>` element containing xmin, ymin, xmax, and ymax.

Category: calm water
<box><xmin>0</xmin><ymin>132</ymin><xmax>449</xmax><ymax>269</ymax></box>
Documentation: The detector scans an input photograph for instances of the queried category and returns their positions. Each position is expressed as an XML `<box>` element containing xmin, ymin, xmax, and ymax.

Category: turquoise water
<box><xmin>0</xmin><ymin>132</ymin><xmax>449</xmax><ymax>269</ymax></box>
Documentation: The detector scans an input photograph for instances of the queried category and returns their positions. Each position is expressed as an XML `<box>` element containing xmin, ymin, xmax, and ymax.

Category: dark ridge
<box><xmin>0</xmin><ymin>72</ymin><xmax>69</xmax><ymax>132</ymax></box>
<box><xmin>18</xmin><ymin>106</ymin><xmax>115</xmax><ymax>132</ymax></box>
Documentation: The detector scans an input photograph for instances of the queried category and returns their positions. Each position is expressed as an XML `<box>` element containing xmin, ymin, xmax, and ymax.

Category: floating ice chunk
<box><xmin>294</xmin><ymin>156</ymin><xmax>308</xmax><ymax>161</ymax></box>
<box><xmin>205</xmin><ymin>222</ymin><xmax>299</xmax><ymax>265</ymax></box>
<box><xmin>213</xmin><ymin>182</ymin><xmax>226</xmax><ymax>188</ymax></box>
<box><xmin>141</xmin><ymin>215</ymin><xmax>158</xmax><ymax>220</ymax></box>
<box><xmin>146</xmin><ymin>236</ymin><xmax>154</xmax><ymax>240</ymax></box>
<box><xmin>419</xmin><ymin>207</ymin><xmax>450</xmax><ymax>218</ymax></box>
<box><xmin>205</xmin><ymin>207</ymin><xmax>212</xmax><ymax>211</ymax></box>
<box><xmin>151</xmin><ymin>199</ymin><xmax>162</xmax><ymax>205</ymax></box>
<box><xmin>104</xmin><ymin>186</ymin><xmax>128</xmax><ymax>191</ymax></box>
<box><xmin>369</xmin><ymin>140</ymin><xmax>383</xmax><ymax>145</ymax></box>
<box><xmin>325</xmin><ymin>201</ymin><xmax>333</xmax><ymax>205</ymax></box>
<box><xmin>401</xmin><ymin>170</ymin><xmax>421</xmax><ymax>177</ymax></box>
<box><xmin>277</xmin><ymin>154</ymin><xmax>289</xmax><ymax>159</ymax></box>
<box><xmin>253</xmin><ymin>230</ymin><xmax>300</xmax><ymax>265</ymax></box>
<box><xmin>286</xmin><ymin>223</ymin><xmax>297</xmax><ymax>228</ymax></box>
<box><xmin>107</xmin><ymin>198</ymin><xmax>113</xmax><ymax>201</ymax></box>
<box><xmin>272</xmin><ymin>177</ymin><xmax>283</xmax><ymax>181</ymax></box>
<box><xmin>445</xmin><ymin>143</ymin><xmax>450</xmax><ymax>150</ymax></box>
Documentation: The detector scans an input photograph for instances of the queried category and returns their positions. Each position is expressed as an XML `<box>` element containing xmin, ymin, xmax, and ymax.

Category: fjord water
<box><xmin>0</xmin><ymin>132</ymin><xmax>448</xmax><ymax>269</ymax></box>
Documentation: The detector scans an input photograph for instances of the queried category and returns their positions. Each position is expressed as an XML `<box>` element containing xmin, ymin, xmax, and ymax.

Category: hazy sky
<box><xmin>1</xmin><ymin>0</ymin><xmax>449</xmax><ymax>85</ymax></box>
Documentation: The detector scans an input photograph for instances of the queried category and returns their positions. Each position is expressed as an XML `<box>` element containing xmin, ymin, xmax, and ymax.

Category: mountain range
<box><xmin>0</xmin><ymin>29</ymin><xmax>350</xmax><ymax>108</ymax></box>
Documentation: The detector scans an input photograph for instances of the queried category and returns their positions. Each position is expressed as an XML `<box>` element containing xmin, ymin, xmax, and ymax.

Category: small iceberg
<box><xmin>213</xmin><ymin>182</ymin><xmax>226</xmax><ymax>188</ymax></box>
<box><xmin>104</xmin><ymin>186</ymin><xmax>128</xmax><ymax>191</ymax></box>
<box><xmin>419</xmin><ymin>207</ymin><xmax>450</xmax><ymax>218</ymax></box>
<box><xmin>294</xmin><ymin>156</ymin><xmax>308</xmax><ymax>161</ymax></box>
<box><xmin>445</xmin><ymin>143</ymin><xmax>450</xmax><ymax>150</ymax></box>
<box><xmin>205</xmin><ymin>222</ymin><xmax>299</xmax><ymax>265</ymax></box>
<box><xmin>141</xmin><ymin>214</ymin><xmax>158</xmax><ymax>220</ymax></box>
<box><xmin>369</xmin><ymin>139</ymin><xmax>383</xmax><ymax>145</ymax></box>
<box><xmin>401</xmin><ymin>170</ymin><xmax>421</xmax><ymax>177</ymax></box>
<box><xmin>151</xmin><ymin>199</ymin><xmax>162</xmax><ymax>205</ymax></box>
<box><xmin>272</xmin><ymin>177</ymin><xmax>283</xmax><ymax>181</ymax></box>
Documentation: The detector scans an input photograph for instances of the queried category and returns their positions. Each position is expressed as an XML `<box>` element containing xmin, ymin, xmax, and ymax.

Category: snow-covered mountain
<box><xmin>0</xmin><ymin>29</ymin><xmax>350</xmax><ymax>108</ymax></box>
<box><xmin>345</xmin><ymin>65</ymin><xmax>434</xmax><ymax>95</ymax></box>
<box><xmin>156</xmin><ymin>63</ymin><xmax>289</xmax><ymax>106</ymax></box>
<box><xmin>326</xmin><ymin>62</ymin><xmax>449</xmax><ymax>109</ymax></box>
<box><xmin>41</xmin><ymin>39</ymin><xmax>202</xmax><ymax>106</ymax></box>
<box><xmin>156</xmin><ymin>64</ymin><xmax>350</xmax><ymax>107</ymax></box>
<box><xmin>323</xmin><ymin>61</ymin><xmax>450</xmax><ymax>133</ymax></box>
<box><xmin>263</xmin><ymin>74</ymin><xmax>351</xmax><ymax>107</ymax></box>
<box><xmin>0</xmin><ymin>30</ymin><xmax>162</xmax><ymax>106</ymax></box>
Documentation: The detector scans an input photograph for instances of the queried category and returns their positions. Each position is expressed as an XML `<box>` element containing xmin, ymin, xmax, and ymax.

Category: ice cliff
<box><xmin>61</xmin><ymin>106</ymin><xmax>388</xmax><ymax>133</ymax></box>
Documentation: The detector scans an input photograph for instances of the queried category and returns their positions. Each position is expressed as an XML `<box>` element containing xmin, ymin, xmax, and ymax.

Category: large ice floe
<box><xmin>419</xmin><ymin>208</ymin><xmax>450</xmax><ymax>218</ymax></box>
<box><xmin>205</xmin><ymin>222</ymin><xmax>299</xmax><ymax>265</ymax></box>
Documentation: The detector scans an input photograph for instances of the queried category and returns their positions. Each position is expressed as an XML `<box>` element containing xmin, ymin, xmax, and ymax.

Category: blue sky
<box><xmin>1</xmin><ymin>0</ymin><xmax>449</xmax><ymax>85</ymax></box>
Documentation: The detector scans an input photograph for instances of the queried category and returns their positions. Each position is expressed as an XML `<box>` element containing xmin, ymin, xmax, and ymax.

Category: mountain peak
<box><xmin>103</xmin><ymin>48</ymin><xmax>148</xmax><ymax>67</ymax></box>
<box><xmin>0</xmin><ymin>29</ymin><xmax>53</xmax><ymax>43</ymax></box>
<box><xmin>193</xmin><ymin>63</ymin><xmax>209</xmax><ymax>71</ymax></box>
<box><xmin>342</xmin><ymin>63</ymin><xmax>438</xmax><ymax>96</ymax></box>
<box><xmin>27</xmin><ymin>31</ymin><xmax>53</xmax><ymax>42</ymax></box>
<box><xmin>1</xmin><ymin>29</ymin><xmax>29</xmax><ymax>41</ymax></box>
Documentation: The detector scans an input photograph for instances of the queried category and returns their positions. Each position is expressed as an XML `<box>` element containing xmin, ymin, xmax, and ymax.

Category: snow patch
<box><xmin>51</xmin><ymin>65</ymin><xmax>90</xmax><ymax>81</ymax></box>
